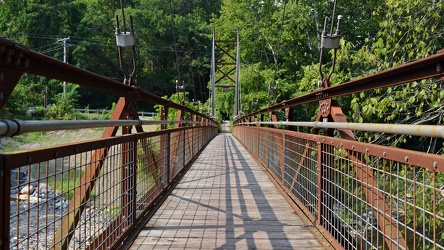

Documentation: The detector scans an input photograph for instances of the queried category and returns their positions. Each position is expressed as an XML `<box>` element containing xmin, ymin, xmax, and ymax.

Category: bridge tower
<box><xmin>210</xmin><ymin>29</ymin><xmax>241</xmax><ymax>119</ymax></box>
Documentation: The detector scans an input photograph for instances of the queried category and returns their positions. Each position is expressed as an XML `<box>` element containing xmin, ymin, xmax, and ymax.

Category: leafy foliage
<box><xmin>1</xmin><ymin>0</ymin><xmax>443</xmax><ymax>152</ymax></box>
<box><xmin>0</xmin><ymin>0</ymin><xmax>219</xmax><ymax>115</ymax></box>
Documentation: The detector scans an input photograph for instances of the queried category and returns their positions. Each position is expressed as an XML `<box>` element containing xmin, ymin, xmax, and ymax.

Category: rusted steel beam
<box><xmin>170</xmin><ymin>110</ymin><xmax>183</xmax><ymax>178</ymax></box>
<box><xmin>215</xmin><ymin>43</ymin><xmax>236</xmax><ymax>62</ymax></box>
<box><xmin>146</xmin><ymin>141</ymin><xmax>159</xmax><ymax>185</ymax></box>
<box><xmin>323</xmin><ymin>102</ymin><xmax>406</xmax><ymax>249</ymax></box>
<box><xmin>215</xmin><ymin>84</ymin><xmax>235</xmax><ymax>89</ymax></box>
<box><xmin>121</xmin><ymin>129</ymin><xmax>132</xmax><ymax>229</ymax></box>
<box><xmin>238</xmin><ymin>49</ymin><xmax>444</xmax><ymax>122</ymax></box>
<box><xmin>121</xmin><ymin>94</ymin><xmax>140</xmax><ymax>230</ymax></box>
<box><xmin>51</xmin><ymin>146</ymin><xmax>109</xmax><ymax>250</ymax></box>
<box><xmin>51</xmin><ymin>98</ymin><xmax>127</xmax><ymax>249</ymax></box>
<box><xmin>0</xmin><ymin>41</ymin><xmax>28</xmax><ymax>109</ymax></box>
<box><xmin>0</xmin><ymin>38</ymin><xmax>212</xmax><ymax>121</ymax></box>
<box><xmin>0</xmin><ymin>155</ymin><xmax>8</xmax><ymax>250</ymax></box>
<box><xmin>269</xmin><ymin>112</ymin><xmax>278</xmax><ymax>129</ymax></box>
<box><xmin>216</xmin><ymin>67</ymin><xmax>236</xmax><ymax>84</ymax></box>
<box><xmin>348</xmin><ymin>151</ymin><xmax>408</xmax><ymax>250</ymax></box>
<box><xmin>186</xmin><ymin>129</ymin><xmax>191</xmax><ymax>164</ymax></box>
<box><xmin>330</xmin><ymin>105</ymin><xmax>355</xmax><ymax>140</ymax></box>
<box><xmin>217</xmin><ymin>62</ymin><xmax>236</xmax><ymax>65</ymax></box>
<box><xmin>290</xmin><ymin>143</ymin><xmax>310</xmax><ymax>188</ymax></box>
<box><xmin>160</xmin><ymin>106</ymin><xmax>170</xmax><ymax>185</ymax></box>
<box><xmin>280</xmin><ymin>134</ymin><xmax>286</xmax><ymax>184</ymax></box>
<box><xmin>0</xmin><ymin>67</ymin><xmax>24</xmax><ymax>109</ymax></box>
<box><xmin>215</xmin><ymin>39</ymin><xmax>236</xmax><ymax>43</ymax></box>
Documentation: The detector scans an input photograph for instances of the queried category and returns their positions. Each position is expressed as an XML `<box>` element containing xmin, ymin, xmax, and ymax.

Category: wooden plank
<box><xmin>129</xmin><ymin>134</ymin><xmax>327</xmax><ymax>250</ymax></box>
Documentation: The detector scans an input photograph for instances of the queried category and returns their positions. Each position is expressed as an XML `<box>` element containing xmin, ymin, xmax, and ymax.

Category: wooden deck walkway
<box><xmin>129</xmin><ymin>131</ymin><xmax>327</xmax><ymax>249</ymax></box>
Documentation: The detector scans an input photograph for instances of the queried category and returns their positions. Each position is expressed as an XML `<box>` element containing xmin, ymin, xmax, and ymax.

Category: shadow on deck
<box><xmin>128</xmin><ymin>133</ymin><xmax>328</xmax><ymax>249</ymax></box>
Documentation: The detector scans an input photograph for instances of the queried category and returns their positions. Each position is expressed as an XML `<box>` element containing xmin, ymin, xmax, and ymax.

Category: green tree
<box><xmin>333</xmin><ymin>0</ymin><xmax>444</xmax><ymax>153</ymax></box>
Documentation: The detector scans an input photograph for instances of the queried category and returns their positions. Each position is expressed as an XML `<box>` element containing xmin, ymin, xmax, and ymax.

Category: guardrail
<box><xmin>3</xmin><ymin>125</ymin><xmax>216</xmax><ymax>249</ymax></box>
<box><xmin>234</xmin><ymin>125</ymin><xmax>444</xmax><ymax>249</ymax></box>
<box><xmin>233</xmin><ymin>49</ymin><xmax>444</xmax><ymax>249</ymax></box>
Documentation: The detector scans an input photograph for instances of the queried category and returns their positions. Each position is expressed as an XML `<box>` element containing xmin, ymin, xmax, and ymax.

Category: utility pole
<box><xmin>58</xmin><ymin>37</ymin><xmax>70</xmax><ymax>99</ymax></box>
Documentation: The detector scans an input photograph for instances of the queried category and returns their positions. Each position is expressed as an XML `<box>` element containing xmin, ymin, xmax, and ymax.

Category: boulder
<box><xmin>10</xmin><ymin>169</ymin><xmax>28</xmax><ymax>188</ymax></box>
<box><xmin>21</xmin><ymin>185</ymin><xmax>35</xmax><ymax>195</ymax></box>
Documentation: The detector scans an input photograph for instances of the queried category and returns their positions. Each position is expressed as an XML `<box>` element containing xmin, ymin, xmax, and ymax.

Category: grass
<box><xmin>49</xmin><ymin>169</ymin><xmax>96</xmax><ymax>200</ymax></box>
<box><xmin>0</xmin><ymin>128</ymin><xmax>105</xmax><ymax>153</ymax></box>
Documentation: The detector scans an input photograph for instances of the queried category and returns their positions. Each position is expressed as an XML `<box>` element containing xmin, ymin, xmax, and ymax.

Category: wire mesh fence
<box><xmin>234</xmin><ymin>126</ymin><xmax>444</xmax><ymax>250</ymax></box>
<box><xmin>2</xmin><ymin>126</ymin><xmax>216</xmax><ymax>250</ymax></box>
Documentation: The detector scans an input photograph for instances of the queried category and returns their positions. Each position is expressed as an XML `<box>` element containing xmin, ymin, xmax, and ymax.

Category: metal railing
<box><xmin>234</xmin><ymin>126</ymin><xmax>444</xmax><ymax>249</ymax></box>
<box><xmin>233</xmin><ymin>49</ymin><xmax>444</xmax><ymax>249</ymax></box>
<box><xmin>4</xmin><ymin>125</ymin><xmax>216</xmax><ymax>249</ymax></box>
<box><xmin>0</xmin><ymin>37</ymin><xmax>218</xmax><ymax>250</ymax></box>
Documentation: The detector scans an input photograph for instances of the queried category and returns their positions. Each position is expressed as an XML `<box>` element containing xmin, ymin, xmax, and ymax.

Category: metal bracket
<box><xmin>284</xmin><ymin>105</ymin><xmax>291</xmax><ymax>122</ymax></box>
<box><xmin>115</xmin><ymin>4</ymin><xmax>137</xmax><ymax>85</ymax></box>
<box><xmin>321</xmin><ymin>34</ymin><xmax>340</xmax><ymax>49</ymax></box>
<box><xmin>318</xmin><ymin>14</ymin><xmax>342</xmax><ymax>87</ymax></box>
<box><xmin>116</xmin><ymin>32</ymin><xmax>135</xmax><ymax>47</ymax></box>
<box><xmin>319</xmin><ymin>99</ymin><xmax>331</xmax><ymax>118</ymax></box>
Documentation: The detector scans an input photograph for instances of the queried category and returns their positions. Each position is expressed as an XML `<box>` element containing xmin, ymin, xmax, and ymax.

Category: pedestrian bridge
<box><xmin>1</xmin><ymin>38</ymin><xmax>444</xmax><ymax>250</ymax></box>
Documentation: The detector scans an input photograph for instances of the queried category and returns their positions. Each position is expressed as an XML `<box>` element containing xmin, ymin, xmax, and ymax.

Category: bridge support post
<box><xmin>0</xmin><ymin>155</ymin><xmax>10</xmax><ymax>250</ymax></box>
<box><xmin>170</xmin><ymin>109</ymin><xmax>184</xmax><ymax>179</ymax></box>
<box><xmin>0</xmin><ymin>51</ymin><xmax>30</xmax><ymax>244</ymax></box>
<box><xmin>121</xmin><ymin>121</ymin><xmax>137</xmax><ymax>228</ymax></box>
<box><xmin>0</xmin><ymin>41</ymin><xmax>27</xmax><ymax>109</ymax></box>
<box><xmin>51</xmin><ymin>97</ymin><xmax>128</xmax><ymax>249</ymax></box>
<box><xmin>160</xmin><ymin>106</ymin><xmax>170</xmax><ymax>186</ymax></box>
<box><xmin>313</xmin><ymin>91</ymin><xmax>408</xmax><ymax>249</ymax></box>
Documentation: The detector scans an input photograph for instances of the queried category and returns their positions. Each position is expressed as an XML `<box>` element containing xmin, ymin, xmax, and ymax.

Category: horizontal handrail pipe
<box><xmin>241</xmin><ymin>121</ymin><xmax>444</xmax><ymax>139</ymax></box>
<box><xmin>0</xmin><ymin>119</ymin><xmax>203</xmax><ymax>137</ymax></box>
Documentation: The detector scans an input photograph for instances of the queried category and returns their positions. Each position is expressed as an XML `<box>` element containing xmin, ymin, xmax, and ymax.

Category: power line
<box><xmin>12</xmin><ymin>32</ymin><xmax>210</xmax><ymax>53</ymax></box>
